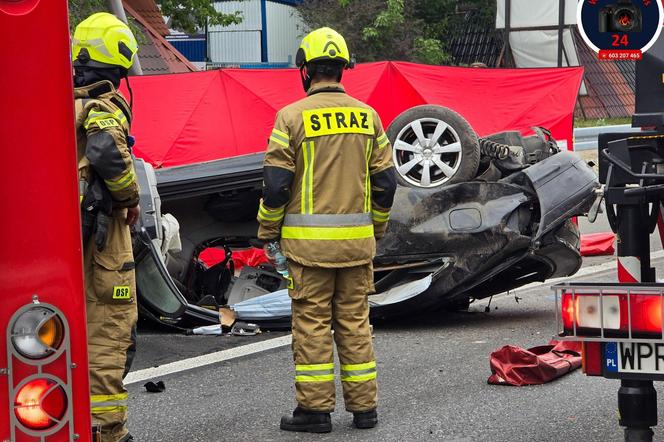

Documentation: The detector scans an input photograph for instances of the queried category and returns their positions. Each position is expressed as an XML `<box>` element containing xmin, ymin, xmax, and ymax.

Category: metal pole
<box><xmin>504</xmin><ymin>0</ymin><xmax>511</xmax><ymax>67</ymax></box>
<box><xmin>260</xmin><ymin>0</ymin><xmax>268</xmax><ymax>63</ymax></box>
<box><xmin>557</xmin><ymin>0</ymin><xmax>565</xmax><ymax>67</ymax></box>
<box><xmin>616</xmin><ymin>204</ymin><xmax>657</xmax><ymax>442</ymax></box>
<box><xmin>107</xmin><ymin>0</ymin><xmax>143</xmax><ymax>75</ymax></box>
<box><xmin>205</xmin><ymin>18</ymin><xmax>210</xmax><ymax>66</ymax></box>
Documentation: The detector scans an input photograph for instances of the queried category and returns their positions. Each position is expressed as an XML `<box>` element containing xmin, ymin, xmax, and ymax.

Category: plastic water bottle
<box><xmin>265</xmin><ymin>241</ymin><xmax>289</xmax><ymax>278</ymax></box>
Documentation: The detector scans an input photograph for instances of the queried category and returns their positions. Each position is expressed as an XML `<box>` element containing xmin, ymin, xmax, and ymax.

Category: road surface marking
<box><xmin>125</xmin><ymin>335</ymin><xmax>292</xmax><ymax>385</ymax></box>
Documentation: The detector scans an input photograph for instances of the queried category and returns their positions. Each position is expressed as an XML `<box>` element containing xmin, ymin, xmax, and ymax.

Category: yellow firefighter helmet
<box><xmin>296</xmin><ymin>27</ymin><xmax>352</xmax><ymax>68</ymax></box>
<box><xmin>72</xmin><ymin>12</ymin><xmax>138</xmax><ymax>70</ymax></box>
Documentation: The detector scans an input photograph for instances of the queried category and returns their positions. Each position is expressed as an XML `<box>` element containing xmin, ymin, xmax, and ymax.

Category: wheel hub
<box><xmin>393</xmin><ymin>117</ymin><xmax>463</xmax><ymax>188</ymax></box>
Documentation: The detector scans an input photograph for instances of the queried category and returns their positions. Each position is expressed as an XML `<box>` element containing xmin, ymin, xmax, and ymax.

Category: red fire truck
<box><xmin>1</xmin><ymin>1</ymin><xmax>92</xmax><ymax>441</ymax></box>
<box><xmin>553</xmin><ymin>33</ymin><xmax>664</xmax><ymax>442</ymax></box>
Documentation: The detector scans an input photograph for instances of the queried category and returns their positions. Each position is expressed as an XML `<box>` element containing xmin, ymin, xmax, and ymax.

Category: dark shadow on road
<box><xmin>373</xmin><ymin>304</ymin><xmax>551</xmax><ymax>332</ymax></box>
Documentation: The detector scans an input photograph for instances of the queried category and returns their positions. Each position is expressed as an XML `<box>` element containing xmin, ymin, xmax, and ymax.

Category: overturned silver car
<box><xmin>131</xmin><ymin>105</ymin><xmax>598</xmax><ymax>328</ymax></box>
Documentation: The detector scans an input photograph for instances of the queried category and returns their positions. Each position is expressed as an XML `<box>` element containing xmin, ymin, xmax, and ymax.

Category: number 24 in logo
<box><xmin>612</xmin><ymin>34</ymin><xmax>629</xmax><ymax>46</ymax></box>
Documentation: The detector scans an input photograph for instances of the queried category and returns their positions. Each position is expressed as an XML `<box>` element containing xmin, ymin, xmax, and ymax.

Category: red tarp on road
<box><xmin>580</xmin><ymin>232</ymin><xmax>616</xmax><ymax>256</ymax></box>
<box><xmin>123</xmin><ymin>62</ymin><xmax>584</xmax><ymax>168</ymax></box>
<box><xmin>488</xmin><ymin>340</ymin><xmax>582</xmax><ymax>386</ymax></box>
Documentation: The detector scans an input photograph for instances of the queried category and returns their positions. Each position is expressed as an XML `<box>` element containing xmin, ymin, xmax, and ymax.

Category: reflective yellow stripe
<box><xmin>340</xmin><ymin>361</ymin><xmax>377</xmax><ymax>382</ymax></box>
<box><xmin>295</xmin><ymin>374</ymin><xmax>335</xmax><ymax>383</ymax></box>
<box><xmin>296</xmin><ymin>363</ymin><xmax>335</xmax><ymax>371</ymax></box>
<box><xmin>301</xmin><ymin>142</ymin><xmax>309</xmax><ymax>214</ymax></box>
<box><xmin>295</xmin><ymin>363</ymin><xmax>335</xmax><ymax>383</ymax></box>
<box><xmin>302</xmin><ymin>107</ymin><xmax>375</xmax><ymax>138</ymax></box>
<box><xmin>272</xmin><ymin>128</ymin><xmax>289</xmax><ymax>140</ymax></box>
<box><xmin>341</xmin><ymin>361</ymin><xmax>376</xmax><ymax>371</ymax></box>
<box><xmin>308</xmin><ymin>142</ymin><xmax>315</xmax><ymax>213</ymax></box>
<box><xmin>87</xmin><ymin>110</ymin><xmax>113</xmax><ymax>119</ymax></box>
<box><xmin>259</xmin><ymin>212</ymin><xmax>283</xmax><ymax>222</ymax></box>
<box><xmin>281</xmin><ymin>225</ymin><xmax>374</xmax><ymax>240</ymax></box>
<box><xmin>91</xmin><ymin>393</ymin><xmax>128</xmax><ymax>402</ymax></box>
<box><xmin>88</xmin><ymin>109</ymin><xmax>126</xmax><ymax>122</ymax></box>
<box><xmin>364</xmin><ymin>139</ymin><xmax>372</xmax><ymax>213</ymax></box>
<box><xmin>284</xmin><ymin>213</ymin><xmax>372</xmax><ymax>227</ymax></box>
<box><xmin>258</xmin><ymin>203</ymin><xmax>285</xmax><ymax>222</ymax></box>
<box><xmin>270</xmin><ymin>135</ymin><xmax>289</xmax><ymax>148</ymax></box>
<box><xmin>113</xmin><ymin>108</ymin><xmax>127</xmax><ymax>124</ymax></box>
<box><xmin>90</xmin><ymin>392</ymin><xmax>128</xmax><ymax>413</ymax></box>
<box><xmin>84</xmin><ymin>109</ymin><xmax>126</xmax><ymax>130</ymax></box>
<box><xmin>300</xmin><ymin>141</ymin><xmax>315</xmax><ymax>214</ymax></box>
<box><xmin>91</xmin><ymin>405</ymin><xmax>128</xmax><ymax>414</ymax></box>
<box><xmin>85</xmin><ymin>113</ymin><xmax>116</xmax><ymax>130</ymax></box>
<box><xmin>341</xmin><ymin>372</ymin><xmax>377</xmax><ymax>382</ymax></box>
<box><xmin>259</xmin><ymin>201</ymin><xmax>284</xmax><ymax>214</ymax></box>
<box><xmin>105</xmin><ymin>171</ymin><xmax>135</xmax><ymax>191</ymax></box>
<box><xmin>270</xmin><ymin>129</ymin><xmax>289</xmax><ymax>148</ymax></box>
<box><xmin>377</xmin><ymin>133</ymin><xmax>389</xmax><ymax>148</ymax></box>
<box><xmin>372</xmin><ymin>209</ymin><xmax>390</xmax><ymax>223</ymax></box>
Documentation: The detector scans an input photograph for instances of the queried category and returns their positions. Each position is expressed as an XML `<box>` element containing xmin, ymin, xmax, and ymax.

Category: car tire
<box><xmin>386</xmin><ymin>105</ymin><xmax>480</xmax><ymax>189</ymax></box>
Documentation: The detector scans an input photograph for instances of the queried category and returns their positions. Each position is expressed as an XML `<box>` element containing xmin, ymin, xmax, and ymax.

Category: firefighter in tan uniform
<box><xmin>72</xmin><ymin>13</ymin><xmax>140</xmax><ymax>442</ymax></box>
<box><xmin>257</xmin><ymin>28</ymin><xmax>397</xmax><ymax>433</ymax></box>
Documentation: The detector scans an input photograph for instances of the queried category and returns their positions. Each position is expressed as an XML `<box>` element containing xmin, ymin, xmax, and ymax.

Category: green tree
<box><xmin>299</xmin><ymin>0</ymin><xmax>424</xmax><ymax>63</ymax></box>
<box><xmin>157</xmin><ymin>0</ymin><xmax>242</xmax><ymax>34</ymax></box>
<box><xmin>69</xmin><ymin>0</ymin><xmax>107</xmax><ymax>31</ymax></box>
<box><xmin>68</xmin><ymin>0</ymin><xmax>243</xmax><ymax>35</ymax></box>
<box><xmin>298</xmin><ymin>0</ymin><xmax>496</xmax><ymax>65</ymax></box>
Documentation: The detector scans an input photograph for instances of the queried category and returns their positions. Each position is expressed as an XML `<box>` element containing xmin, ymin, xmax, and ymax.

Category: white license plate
<box><xmin>605</xmin><ymin>342</ymin><xmax>664</xmax><ymax>375</ymax></box>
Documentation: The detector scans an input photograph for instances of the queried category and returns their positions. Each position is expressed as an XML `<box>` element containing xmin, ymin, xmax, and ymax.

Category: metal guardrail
<box><xmin>574</xmin><ymin>124</ymin><xmax>640</xmax><ymax>151</ymax></box>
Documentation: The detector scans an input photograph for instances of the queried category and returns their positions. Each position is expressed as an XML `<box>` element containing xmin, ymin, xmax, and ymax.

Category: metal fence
<box><xmin>573</xmin><ymin>124</ymin><xmax>640</xmax><ymax>151</ymax></box>
<box><xmin>206</xmin><ymin>60</ymin><xmax>291</xmax><ymax>69</ymax></box>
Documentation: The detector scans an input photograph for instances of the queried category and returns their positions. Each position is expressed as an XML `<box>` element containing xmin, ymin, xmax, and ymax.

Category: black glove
<box><xmin>81</xmin><ymin>201</ymin><xmax>96</xmax><ymax>245</ymax></box>
<box><xmin>80</xmin><ymin>173</ymin><xmax>114</xmax><ymax>250</ymax></box>
<box><xmin>95</xmin><ymin>211</ymin><xmax>111</xmax><ymax>251</ymax></box>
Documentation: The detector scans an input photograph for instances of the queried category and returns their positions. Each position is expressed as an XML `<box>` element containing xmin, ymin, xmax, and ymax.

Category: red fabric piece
<box><xmin>198</xmin><ymin>248</ymin><xmax>225</xmax><ymax>268</ymax></box>
<box><xmin>488</xmin><ymin>340</ymin><xmax>582</xmax><ymax>386</ymax></box>
<box><xmin>198</xmin><ymin>248</ymin><xmax>268</xmax><ymax>270</ymax></box>
<box><xmin>230</xmin><ymin>248</ymin><xmax>269</xmax><ymax>269</ymax></box>
<box><xmin>121</xmin><ymin>62</ymin><xmax>583</xmax><ymax>168</ymax></box>
<box><xmin>580</xmin><ymin>232</ymin><xmax>615</xmax><ymax>256</ymax></box>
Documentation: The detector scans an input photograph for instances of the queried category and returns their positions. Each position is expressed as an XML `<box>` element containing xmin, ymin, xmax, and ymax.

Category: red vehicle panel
<box><xmin>0</xmin><ymin>1</ymin><xmax>91</xmax><ymax>440</ymax></box>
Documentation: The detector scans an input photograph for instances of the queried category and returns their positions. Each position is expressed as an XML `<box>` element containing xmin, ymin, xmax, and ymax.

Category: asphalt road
<box><xmin>126</xmin><ymin>213</ymin><xmax>664</xmax><ymax>442</ymax></box>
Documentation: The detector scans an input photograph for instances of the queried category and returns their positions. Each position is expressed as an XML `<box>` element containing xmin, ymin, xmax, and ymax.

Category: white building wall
<box><xmin>209</xmin><ymin>1</ymin><xmax>303</xmax><ymax>65</ymax></box>
<box><xmin>211</xmin><ymin>0</ymin><xmax>262</xmax><ymax>31</ymax></box>
<box><xmin>266</xmin><ymin>2</ymin><xmax>306</xmax><ymax>64</ymax></box>
<box><xmin>210</xmin><ymin>1</ymin><xmax>262</xmax><ymax>63</ymax></box>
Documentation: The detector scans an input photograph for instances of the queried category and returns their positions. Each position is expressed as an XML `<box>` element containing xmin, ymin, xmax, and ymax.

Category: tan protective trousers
<box><xmin>288</xmin><ymin>261</ymin><xmax>377</xmax><ymax>413</ymax></box>
<box><xmin>84</xmin><ymin>209</ymin><xmax>138</xmax><ymax>442</ymax></box>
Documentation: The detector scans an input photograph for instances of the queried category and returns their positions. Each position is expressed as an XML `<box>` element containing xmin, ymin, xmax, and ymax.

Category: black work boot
<box><xmin>353</xmin><ymin>409</ymin><xmax>378</xmax><ymax>429</ymax></box>
<box><xmin>280</xmin><ymin>406</ymin><xmax>332</xmax><ymax>433</ymax></box>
